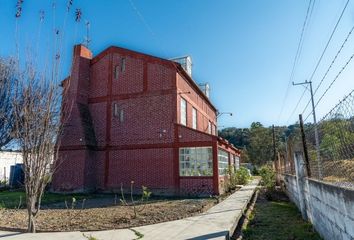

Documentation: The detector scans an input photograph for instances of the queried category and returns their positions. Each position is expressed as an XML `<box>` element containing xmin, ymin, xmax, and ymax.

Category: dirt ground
<box><xmin>0</xmin><ymin>198</ymin><xmax>215</xmax><ymax>232</ymax></box>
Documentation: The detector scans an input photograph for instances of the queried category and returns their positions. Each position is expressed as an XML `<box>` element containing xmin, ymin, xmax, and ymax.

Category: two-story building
<box><xmin>52</xmin><ymin>44</ymin><xmax>240</xmax><ymax>195</ymax></box>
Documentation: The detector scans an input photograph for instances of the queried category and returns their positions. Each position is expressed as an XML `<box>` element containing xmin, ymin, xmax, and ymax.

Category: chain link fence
<box><xmin>277</xmin><ymin>123</ymin><xmax>300</xmax><ymax>176</ymax></box>
<box><xmin>277</xmin><ymin>90</ymin><xmax>354</xmax><ymax>189</ymax></box>
<box><xmin>305</xmin><ymin>90</ymin><xmax>354</xmax><ymax>188</ymax></box>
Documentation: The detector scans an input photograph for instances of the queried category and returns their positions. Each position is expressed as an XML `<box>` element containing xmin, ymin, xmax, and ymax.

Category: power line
<box><xmin>293</xmin><ymin>0</ymin><xmax>349</xmax><ymax>124</ymax></box>
<box><xmin>286</xmin><ymin>87</ymin><xmax>307</xmax><ymax>124</ymax></box>
<box><xmin>304</xmin><ymin>50</ymin><xmax>354</xmax><ymax>121</ymax></box>
<box><xmin>277</xmin><ymin>0</ymin><xmax>315</xmax><ymax>123</ymax></box>
<box><xmin>307</xmin><ymin>0</ymin><xmax>349</xmax><ymax>84</ymax></box>
<box><xmin>302</xmin><ymin>24</ymin><xmax>354</xmax><ymax>115</ymax></box>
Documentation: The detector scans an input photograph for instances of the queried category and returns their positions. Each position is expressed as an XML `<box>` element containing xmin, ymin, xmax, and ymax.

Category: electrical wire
<box><xmin>307</xmin><ymin>0</ymin><xmax>349</xmax><ymax>84</ymax></box>
<box><xmin>286</xmin><ymin>87</ymin><xmax>307</xmax><ymax>124</ymax></box>
<box><xmin>277</xmin><ymin>0</ymin><xmax>315</xmax><ymax>123</ymax></box>
<box><xmin>304</xmin><ymin>50</ymin><xmax>354</xmax><ymax>122</ymax></box>
<box><xmin>302</xmin><ymin>24</ymin><xmax>354</xmax><ymax>115</ymax></box>
<box><xmin>292</xmin><ymin>0</ymin><xmax>350</xmax><ymax>124</ymax></box>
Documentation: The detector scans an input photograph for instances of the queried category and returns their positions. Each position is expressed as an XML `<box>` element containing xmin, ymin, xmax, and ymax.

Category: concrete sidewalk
<box><xmin>0</xmin><ymin>179</ymin><xmax>259</xmax><ymax>240</ymax></box>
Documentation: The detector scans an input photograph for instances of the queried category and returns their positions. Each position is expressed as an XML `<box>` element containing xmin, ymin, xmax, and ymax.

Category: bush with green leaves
<box><xmin>259</xmin><ymin>165</ymin><xmax>276</xmax><ymax>190</ymax></box>
<box><xmin>234</xmin><ymin>167</ymin><xmax>251</xmax><ymax>185</ymax></box>
<box><xmin>226</xmin><ymin>167</ymin><xmax>251</xmax><ymax>191</ymax></box>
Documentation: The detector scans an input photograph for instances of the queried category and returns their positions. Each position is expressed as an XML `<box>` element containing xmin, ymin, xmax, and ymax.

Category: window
<box><xmin>114</xmin><ymin>65</ymin><xmax>119</xmax><ymax>79</ymax></box>
<box><xmin>192</xmin><ymin>108</ymin><xmax>197</xmax><ymax>129</ymax></box>
<box><xmin>212</xmin><ymin>124</ymin><xmax>216</xmax><ymax>135</ymax></box>
<box><xmin>179</xmin><ymin>147</ymin><xmax>213</xmax><ymax>176</ymax></box>
<box><xmin>208</xmin><ymin>121</ymin><xmax>211</xmax><ymax>134</ymax></box>
<box><xmin>180</xmin><ymin>98</ymin><xmax>187</xmax><ymax>126</ymax></box>
<box><xmin>113</xmin><ymin>103</ymin><xmax>124</xmax><ymax>122</ymax></box>
<box><xmin>121</xmin><ymin>57</ymin><xmax>126</xmax><ymax>72</ymax></box>
<box><xmin>218</xmin><ymin>148</ymin><xmax>229</xmax><ymax>175</ymax></box>
<box><xmin>235</xmin><ymin>156</ymin><xmax>240</xmax><ymax>170</ymax></box>
<box><xmin>230</xmin><ymin>154</ymin><xmax>235</xmax><ymax>173</ymax></box>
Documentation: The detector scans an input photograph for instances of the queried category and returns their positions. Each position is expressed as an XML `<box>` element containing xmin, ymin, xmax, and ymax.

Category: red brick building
<box><xmin>52</xmin><ymin>44</ymin><xmax>240</xmax><ymax>195</ymax></box>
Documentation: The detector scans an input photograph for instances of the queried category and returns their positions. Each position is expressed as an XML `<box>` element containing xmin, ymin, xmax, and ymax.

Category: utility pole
<box><xmin>272</xmin><ymin>124</ymin><xmax>278</xmax><ymax>177</ymax></box>
<box><xmin>272</xmin><ymin>124</ymin><xmax>276</xmax><ymax>162</ymax></box>
<box><xmin>292</xmin><ymin>80</ymin><xmax>322</xmax><ymax>179</ymax></box>
<box><xmin>299</xmin><ymin>114</ymin><xmax>311</xmax><ymax>177</ymax></box>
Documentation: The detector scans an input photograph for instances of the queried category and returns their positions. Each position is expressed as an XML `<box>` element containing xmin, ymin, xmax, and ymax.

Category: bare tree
<box><xmin>0</xmin><ymin>58</ymin><xmax>16</xmax><ymax>149</ymax></box>
<box><xmin>13</xmin><ymin>62</ymin><xmax>67</xmax><ymax>232</ymax></box>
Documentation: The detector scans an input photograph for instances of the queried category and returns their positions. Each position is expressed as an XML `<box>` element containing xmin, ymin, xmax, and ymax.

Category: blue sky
<box><xmin>1</xmin><ymin>0</ymin><xmax>354</xmax><ymax>128</ymax></box>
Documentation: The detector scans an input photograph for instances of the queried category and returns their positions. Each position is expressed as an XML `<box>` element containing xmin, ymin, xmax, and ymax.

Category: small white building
<box><xmin>0</xmin><ymin>150</ymin><xmax>23</xmax><ymax>184</ymax></box>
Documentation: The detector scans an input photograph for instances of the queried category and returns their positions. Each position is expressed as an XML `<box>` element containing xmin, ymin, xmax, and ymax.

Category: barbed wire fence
<box><xmin>278</xmin><ymin>89</ymin><xmax>354</xmax><ymax>189</ymax></box>
<box><xmin>277</xmin><ymin>124</ymin><xmax>300</xmax><ymax>176</ymax></box>
<box><xmin>305</xmin><ymin>90</ymin><xmax>354</xmax><ymax>188</ymax></box>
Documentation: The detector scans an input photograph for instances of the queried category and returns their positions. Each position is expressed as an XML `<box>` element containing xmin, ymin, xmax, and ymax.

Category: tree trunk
<box><xmin>27</xmin><ymin>205</ymin><xmax>36</xmax><ymax>233</ymax></box>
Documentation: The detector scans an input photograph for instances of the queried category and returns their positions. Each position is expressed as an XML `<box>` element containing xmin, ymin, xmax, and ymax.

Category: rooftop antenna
<box><xmin>84</xmin><ymin>20</ymin><xmax>91</xmax><ymax>48</ymax></box>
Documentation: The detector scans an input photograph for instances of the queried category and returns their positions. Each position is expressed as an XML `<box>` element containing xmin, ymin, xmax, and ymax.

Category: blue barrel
<box><xmin>9</xmin><ymin>164</ymin><xmax>24</xmax><ymax>188</ymax></box>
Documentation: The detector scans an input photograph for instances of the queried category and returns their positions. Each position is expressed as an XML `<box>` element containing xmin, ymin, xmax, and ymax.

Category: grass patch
<box><xmin>0</xmin><ymin>190</ymin><xmax>93</xmax><ymax>209</ymax></box>
<box><xmin>242</xmin><ymin>195</ymin><xmax>322</xmax><ymax>240</ymax></box>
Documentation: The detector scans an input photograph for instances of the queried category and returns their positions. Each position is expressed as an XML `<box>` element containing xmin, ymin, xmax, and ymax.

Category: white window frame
<box><xmin>180</xmin><ymin>98</ymin><xmax>187</xmax><ymax>126</ymax></box>
<box><xmin>192</xmin><ymin>107</ymin><xmax>197</xmax><ymax>129</ymax></box>
<box><xmin>218</xmin><ymin>148</ymin><xmax>229</xmax><ymax>176</ymax></box>
<box><xmin>208</xmin><ymin>121</ymin><xmax>212</xmax><ymax>134</ymax></box>
<box><xmin>235</xmin><ymin>155</ymin><xmax>240</xmax><ymax>170</ymax></box>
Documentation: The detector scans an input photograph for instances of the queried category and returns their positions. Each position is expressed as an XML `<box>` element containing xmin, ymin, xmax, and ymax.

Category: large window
<box><xmin>180</xmin><ymin>98</ymin><xmax>187</xmax><ymax>126</ymax></box>
<box><xmin>192</xmin><ymin>107</ymin><xmax>197</xmax><ymax>129</ymax></box>
<box><xmin>218</xmin><ymin>148</ymin><xmax>229</xmax><ymax>175</ymax></box>
<box><xmin>179</xmin><ymin>147</ymin><xmax>213</xmax><ymax>176</ymax></box>
<box><xmin>235</xmin><ymin>156</ymin><xmax>240</xmax><ymax>170</ymax></box>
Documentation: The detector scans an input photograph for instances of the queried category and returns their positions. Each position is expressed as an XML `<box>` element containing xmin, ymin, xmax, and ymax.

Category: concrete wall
<box><xmin>283</xmin><ymin>174</ymin><xmax>354</xmax><ymax>240</ymax></box>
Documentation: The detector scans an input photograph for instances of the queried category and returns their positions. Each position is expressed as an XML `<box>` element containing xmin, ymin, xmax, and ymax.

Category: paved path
<box><xmin>0</xmin><ymin>179</ymin><xmax>259</xmax><ymax>240</ymax></box>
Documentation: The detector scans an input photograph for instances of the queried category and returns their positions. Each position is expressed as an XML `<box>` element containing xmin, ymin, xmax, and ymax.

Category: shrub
<box><xmin>234</xmin><ymin>167</ymin><xmax>251</xmax><ymax>185</ymax></box>
<box><xmin>259</xmin><ymin>165</ymin><xmax>276</xmax><ymax>190</ymax></box>
<box><xmin>226</xmin><ymin>167</ymin><xmax>251</xmax><ymax>192</ymax></box>
<box><xmin>252</xmin><ymin>166</ymin><xmax>259</xmax><ymax>175</ymax></box>
<box><xmin>120</xmin><ymin>181</ymin><xmax>152</xmax><ymax>218</ymax></box>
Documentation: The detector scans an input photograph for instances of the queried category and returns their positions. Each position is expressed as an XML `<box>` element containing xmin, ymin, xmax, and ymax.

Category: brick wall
<box><xmin>179</xmin><ymin>177</ymin><xmax>214</xmax><ymax>196</ymax></box>
<box><xmin>53</xmin><ymin>150</ymin><xmax>88</xmax><ymax>191</ymax></box>
<box><xmin>110</xmin><ymin>94</ymin><xmax>175</xmax><ymax>145</ymax></box>
<box><xmin>107</xmin><ymin>148</ymin><xmax>175</xmax><ymax>195</ymax></box>
<box><xmin>176</xmin><ymin>73</ymin><xmax>216</xmax><ymax>134</ymax></box>
<box><xmin>53</xmin><ymin>45</ymin><xmax>239</xmax><ymax>196</ymax></box>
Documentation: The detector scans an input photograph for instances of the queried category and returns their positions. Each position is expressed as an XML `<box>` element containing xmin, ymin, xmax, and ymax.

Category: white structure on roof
<box><xmin>0</xmin><ymin>150</ymin><xmax>22</xmax><ymax>183</ymax></box>
<box><xmin>170</xmin><ymin>56</ymin><xmax>193</xmax><ymax>77</ymax></box>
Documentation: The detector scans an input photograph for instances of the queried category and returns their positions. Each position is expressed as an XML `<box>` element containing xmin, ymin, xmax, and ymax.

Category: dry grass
<box><xmin>322</xmin><ymin>159</ymin><xmax>354</xmax><ymax>183</ymax></box>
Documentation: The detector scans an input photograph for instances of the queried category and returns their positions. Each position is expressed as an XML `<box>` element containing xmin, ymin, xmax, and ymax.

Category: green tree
<box><xmin>248</xmin><ymin>122</ymin><xmax>273</xmax><ymax>165</ymax></box>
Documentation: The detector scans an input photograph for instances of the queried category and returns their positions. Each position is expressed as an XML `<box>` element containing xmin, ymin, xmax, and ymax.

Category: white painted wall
<box><xmin>0</xmin><ymin>151</ymin><xmax>23</xmax><ymax>183</ymax></box>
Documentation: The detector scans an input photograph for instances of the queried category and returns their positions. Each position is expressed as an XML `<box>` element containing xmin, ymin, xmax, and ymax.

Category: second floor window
<box><xmin>113</xmin><ymin>103</ymin><xmax>124</xmax><ymax>123</ymax></box>
<box><xmin>208</xmin><ymin>121</ymin><xmax>211</xmax><ymax>134</ymax></box>
<box><xmin>121</xmin><ymin>57</ymin><xmax>126</xmax><ymax>72</ymax></box>
<box><xmin>114</xmin><ymin>65</ymin><xmax>119</xmax><ymax>79</ymax></box>
<box><xmin>180</xmin><ymin>98</ymin><xmax>187</xmax><ymax>126</ymax></box>
<box><xmin>192</xmin><ymin>108</ymin><xmax>197</xmax><ymax>129</ymax></box>
<box><xmin>114</xmin><ymin>57</ymin><xmax>126</xmax><ymax>79</ymax></box>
